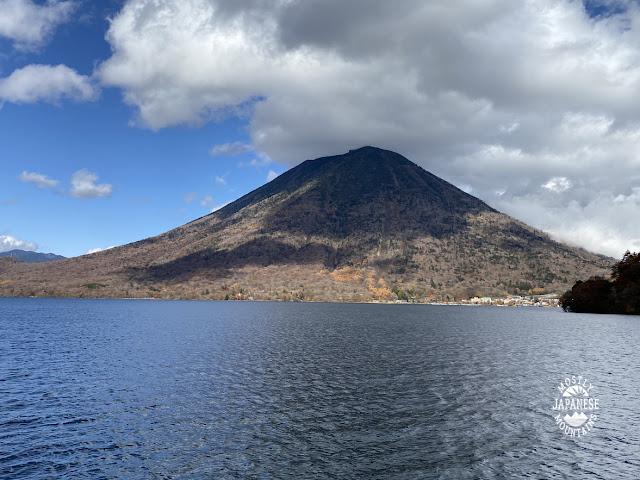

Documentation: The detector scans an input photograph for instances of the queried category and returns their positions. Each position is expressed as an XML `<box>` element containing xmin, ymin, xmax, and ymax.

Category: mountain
<box><xmin>0</xmin><ymin>147</ymin><xmax>613</xmax><ymax>301</ymax></box>
<box><xmin>0</xmin><ymin>249</ymin><xmax>66</xmax><ymax>263</ymax></box>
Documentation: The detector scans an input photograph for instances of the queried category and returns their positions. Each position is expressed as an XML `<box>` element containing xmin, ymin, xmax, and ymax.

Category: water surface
<box><xmin>1</xmin><ymin>298</ymin><xmax>638</xmax><ymax>478</ymax></box>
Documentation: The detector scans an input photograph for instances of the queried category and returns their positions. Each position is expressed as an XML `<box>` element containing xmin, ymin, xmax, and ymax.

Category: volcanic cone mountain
<box><xmin>0</xmin><ymin>147</ymin><xmax>612</xmax><ymax>301</ymax></box>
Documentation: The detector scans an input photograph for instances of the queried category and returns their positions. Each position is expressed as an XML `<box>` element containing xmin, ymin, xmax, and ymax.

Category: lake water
<box><xmin>1</xmin><ymin>298</ymin><xmax>638</xmax><ymax>479</ymax></box>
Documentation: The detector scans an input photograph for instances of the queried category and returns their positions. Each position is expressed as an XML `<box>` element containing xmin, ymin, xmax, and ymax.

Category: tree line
<box><xmin>560</xmin><ymin>251</ymin><xmax>640</xmax><ymax>314</ymax></box>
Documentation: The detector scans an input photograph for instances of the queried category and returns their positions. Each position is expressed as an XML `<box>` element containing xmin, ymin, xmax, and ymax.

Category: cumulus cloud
<box><xmin>0</xmin><ymin>234</ymin><xmax>37</xmax><ymax>253</ymax></box>
<box><xmin>99</xmin><ymin>0</ymin><xmax>640</xmax><ymax>257</ymax></box>
<box><xmin>69</xmin><ymin>169</ymin><xmax>112</xmax><ymax>199</ymax></box>
<box><xmin>0</xmin><ymin>0</ymin><xmax>75</xmax><ymax>51</ymax></box>
<box><xmin>266</xmin><ymin>170</ymin><xmax>278</xmax><ymax>182</ymax></box>
<box><xmin>0</xmin><ymin>64</ymin><xmax>97</xmax><ymax>106</ymax></box>
<box><xmin>18</xmin><ymin>171</ymin><xmax>60</xmax><ymax>189</ymax></box>
<box><xmin>215</xmin><ymin>175</ymin><xmax>226</xmax><ymax>185</ymax></box>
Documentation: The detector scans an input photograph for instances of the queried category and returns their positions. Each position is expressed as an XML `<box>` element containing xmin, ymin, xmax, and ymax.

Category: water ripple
<box><xmin>0</xmin><ymin>298</ymin><xmax>638</xmax><ymax>479</ymax></box>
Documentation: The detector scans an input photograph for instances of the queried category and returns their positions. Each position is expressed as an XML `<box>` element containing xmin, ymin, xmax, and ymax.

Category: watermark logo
<box><xmin>552</xmin><ymin>375</ymin><xmax>599</xmax><ymax>437</ymax></box>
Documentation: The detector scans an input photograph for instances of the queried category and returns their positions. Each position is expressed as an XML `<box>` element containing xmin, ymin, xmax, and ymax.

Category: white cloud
<box><xmin>215</xmin><ymin>175</ymin><xmax>226</xmax><ymax>185</ymax></box>
<box><xmin>99</xmin><ymin>0</ymin><xmax>640</xmax><ymax>257</ymax></box>
<box><xmin>0</xmin><ymin>0</ymin><xmax>75</xmax><ymax>51</ymax></box>
<box><xmin>18</xmin><ymin>170</ymin><xmax>60</xmax><ymax>189</ymax></box>
<box><xmin>0</xmin><ymin>64</ymin><xmax>97</xmax><ymax>106</ymax></box>
<box><xmin>210</xmin><ymin>141</ymin><xmax>253</xmax><ymax>156</ymax></box>
<box><xmin>542</xmin><ymin>177</ymin><xmax>573</xmax><ymax>193</ymax></box>
<box><xmin>85</xmin><ymin>246</ymin><xmax>115</xmax><ymax>255</ymax></box>
<box><xmin>200</xmin><ymin>195</ymin><xmax>213</xmax><ymax>207</ymax></box>
<box><xmin>0</xmin><ymin>234</ymin><xmax>37</xmax><ymax>253</ymax></box>
<box><xmin>266</xmin><ymin>170</ymin><xmax>278</xmax><ymax>182</ymax></box>
<box><xmin>491</xmin><ymin>187</ymin><xmax>640</xmax><ymax>258</ymax></box>
<box><xmin>18</xmin><ymin>169</ymin><xmax>113</xmax><ymax>199</ymax></box>
<box><xmin>69</xmin><ymin>169</ymin><xmax>112</xmax><ymax>199</ymax></box>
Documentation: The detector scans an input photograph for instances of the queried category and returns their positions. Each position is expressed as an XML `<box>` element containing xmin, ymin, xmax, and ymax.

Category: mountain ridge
<box><xmin>0</xmin><ymin>147</ymin><xmax>613</xmax><ymax>301</ymax></box>
<box><xmin>0</xmin><ymin>249</ymin><xmax>66</xmax><ymax>263</ymax></box>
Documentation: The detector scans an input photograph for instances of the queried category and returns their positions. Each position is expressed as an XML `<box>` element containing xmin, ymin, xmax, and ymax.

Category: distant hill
<box><xmin>0</xmin><ymin>147</ymin><xmax>613</xmax><ymax>301</ymax></box>
<box><xmin>0</xmin><ymin>249</ymin><xmax>65</xmax><ymax>263</ymax></box>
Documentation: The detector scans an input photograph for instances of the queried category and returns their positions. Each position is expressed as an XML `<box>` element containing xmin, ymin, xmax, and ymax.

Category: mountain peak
<box><xmin>213</xmin><ymin>146</ymin><xmax>493</xmax><ymax>228</ymax></box>
<box><xmin>346</xmin><ymin>145</ymin><xmax>398</xmax><ymax>156</ymax></box>
<box><xmin>216</xmin><ymin>147</ymin><xmax>492</xmax><ymax>240</ymax></box>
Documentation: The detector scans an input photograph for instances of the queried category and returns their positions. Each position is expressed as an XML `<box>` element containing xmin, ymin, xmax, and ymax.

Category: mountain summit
<box><xmin>0</xmin><ymin>147</ymin><xmax>611</xmax><ymax>301</ymax></box>
<box><xmin>217</xmin><ymin>146</ymin><xmax>493</xmax><ymax>240</ymax></box>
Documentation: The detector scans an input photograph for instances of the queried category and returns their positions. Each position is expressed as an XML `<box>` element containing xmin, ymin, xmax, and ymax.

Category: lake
<box><xmin>1</xmin><ymin>298</ymin><xmax>638</xmax><ymax>479</ymax></box>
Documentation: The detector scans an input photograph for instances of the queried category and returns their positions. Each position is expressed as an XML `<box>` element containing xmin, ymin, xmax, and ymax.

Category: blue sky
<box><xmin>0</xmin><ymin>0</ymin><xmax>283</xmax><ymax>256</ymax></box>
<box><xmin>1</xmin><ymin>0</ymin><xmax>640</xmax><ymax>258</ymax></box>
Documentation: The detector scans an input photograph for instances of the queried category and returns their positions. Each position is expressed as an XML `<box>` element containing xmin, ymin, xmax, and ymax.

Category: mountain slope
<box><xmin>0</xmin><ymin>147</ymin><xmax>612</xmax><ymax>301</ymax></box>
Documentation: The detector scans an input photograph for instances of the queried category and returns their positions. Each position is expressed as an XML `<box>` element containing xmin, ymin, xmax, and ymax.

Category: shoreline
<box><xmin>0</xmin><ymin>295</ymin><xmax>561</xmax><ymax>307</ymax></box>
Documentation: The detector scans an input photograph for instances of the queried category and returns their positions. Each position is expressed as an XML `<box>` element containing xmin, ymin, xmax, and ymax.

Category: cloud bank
<box><xmin>99</xmin><ymin>0</ymin><xmax>640</xmax><ymax>257</ymax></box>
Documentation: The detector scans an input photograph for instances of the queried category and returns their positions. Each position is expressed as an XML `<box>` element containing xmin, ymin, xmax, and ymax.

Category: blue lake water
<box><xmin>1</xmin><ymin>298</ymin><xmax>639</xmax><ymax>479</ymax></box>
